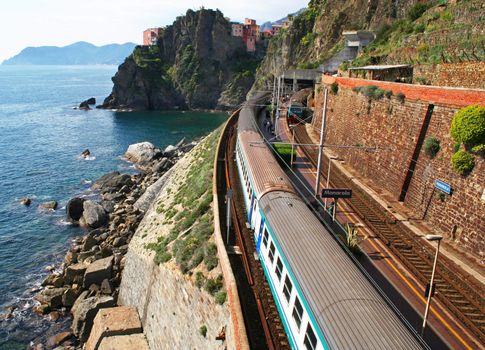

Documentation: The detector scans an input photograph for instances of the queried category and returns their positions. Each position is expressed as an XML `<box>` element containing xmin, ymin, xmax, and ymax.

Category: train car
<box><xmin>287</xmin><ymin>101</ymin><xmax>305</xmax><ymax>125</ymax></box>
<box><xmin>234</xmin><ymin>102</ymin><xmax>426</xmax><ymax>350</ymax></box>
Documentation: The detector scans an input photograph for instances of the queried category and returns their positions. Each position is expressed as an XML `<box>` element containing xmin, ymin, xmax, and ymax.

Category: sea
<box><xmin>0</xmin><ymin>65</ymin><xmax>228</xmax><ymax>349</ymax></box>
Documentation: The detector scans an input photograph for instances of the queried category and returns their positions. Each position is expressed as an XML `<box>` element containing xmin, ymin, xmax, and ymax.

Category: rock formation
<box><xmin>101</xmin><ymin>9</ymin><xmax>263</xmax><ymax>111</ymax></box>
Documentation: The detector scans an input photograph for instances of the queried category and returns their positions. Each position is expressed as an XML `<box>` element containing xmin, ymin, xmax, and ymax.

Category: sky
<box><xmin>0</xmin><ymin>0</ymin><xmax>309</xmax><ymax>62</ymax></box>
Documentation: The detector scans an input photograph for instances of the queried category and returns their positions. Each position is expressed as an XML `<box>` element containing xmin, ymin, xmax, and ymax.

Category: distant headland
<box><xmin>2</xmin><ymin>41</ymin><xmax>136</xmax><ymax>65</ymax></box>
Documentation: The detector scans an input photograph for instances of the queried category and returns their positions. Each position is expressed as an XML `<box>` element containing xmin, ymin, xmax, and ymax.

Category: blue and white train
<box><xmin>234</xmin><ymin>101</ymin><xmax>426</xmax><ymax>350</ymax></box>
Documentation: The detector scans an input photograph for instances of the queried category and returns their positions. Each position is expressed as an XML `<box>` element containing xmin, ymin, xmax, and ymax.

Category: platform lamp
<box><xmin>324</xmin><ymin>156</ymin><xmax>339</xmax><ymax>208</ymax></box>
<box><xmin>421</xmin><ymin>234</ymin><xmax>443</xmax><ymax>337</ymax></box>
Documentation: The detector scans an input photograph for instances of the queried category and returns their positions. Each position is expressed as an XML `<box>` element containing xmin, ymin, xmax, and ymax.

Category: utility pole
<box><xmin>271</xmin><ymin>75</ymin><xmax>276</xmax><ymax>123</ymax></box>
<box><xmin>314</xmin><ymin>88</ymin><xmax>328</xmax><ymax>197</ymax></box>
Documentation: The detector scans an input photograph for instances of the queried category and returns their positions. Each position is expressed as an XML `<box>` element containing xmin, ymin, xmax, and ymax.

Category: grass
<box><xmin>273</xmin><ymin>143</ymin><xmax>296</xmax><ymax>167</ymax></box>
<box><xmin>145</xmin><ymin>127</ymin><xmax>225</xmax><ymax>300</ymax></box>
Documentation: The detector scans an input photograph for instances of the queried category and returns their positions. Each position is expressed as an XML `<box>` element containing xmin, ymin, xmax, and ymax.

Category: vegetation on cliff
<box><xmin>146</xmin><ymin>128</ymin><xmax>225</xmax><ymax>302</ymax></box>
<box><xmin>250</xmin><ymin>0</ymin><xmax>484</xmax><ymax>94</ymax></box>
<box><xmin>103</xmin><ymin>9</ymin><xmax>263</xmax><ymax>110</ymax></box>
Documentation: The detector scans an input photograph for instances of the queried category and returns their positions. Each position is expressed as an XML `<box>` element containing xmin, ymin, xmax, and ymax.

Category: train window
<box><xmin>303</xmin><ymin>324</ymin><xmax>318</xmax><ymax>350</ymax></box>
<box><xmin>283</xmin><ymin>276</ymin><xmax>292</xmax><ymax>302</ymax></box>
<box><xmin>268</xmin><ymin>242</ymin><xmax>275</xmax><ymax>263</ymax></box>
<box><xmin>292</xmin><ymin>297</ymin><xmax>303</xmax><ymax>330</ymax></box>
<box><xmin>275</xmin><ymin>257</ymin><xmax>283</xmax><ymax>281</ymax></box>
<box><xmin>262</xmin><ymin>228</ymin><xmax>269</xmax><ymax>248</ymax></box>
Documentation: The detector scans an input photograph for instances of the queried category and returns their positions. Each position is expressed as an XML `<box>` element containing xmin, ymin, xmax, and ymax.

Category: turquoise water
<box><xmin>0</xmin><ymin>65</ymin><xmax>227</xmax><ymax>347</ymax></box>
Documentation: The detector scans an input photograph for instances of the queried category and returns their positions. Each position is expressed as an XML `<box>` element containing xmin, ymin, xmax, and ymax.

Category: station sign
<box><xmin>434</xmin><ymin>180</ymin><xmax>451</xmax><ymax>195</ymax></box>
<box><xmin>321</xmin><ymin>188</ymin><xmax>352</xmax><ymax>198</ymax></box>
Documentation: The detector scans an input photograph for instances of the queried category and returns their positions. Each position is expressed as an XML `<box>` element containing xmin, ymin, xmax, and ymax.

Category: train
<box><xmin>234</xmin><ymin>98</ymin><xmax>427</xmax><ymax>350</ymax></box>
<box><xmin>287</xmin><ymin>101</ymin><xmax>305</xmax><ymax>125</ymax></box>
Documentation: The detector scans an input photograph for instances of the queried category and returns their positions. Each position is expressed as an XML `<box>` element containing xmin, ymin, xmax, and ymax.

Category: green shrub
<box><xmin>424</xmin><ymin>137</ymin><xmax>440</xmax><ymax>158</ymax></box>
<box><xmin>396</xmin><ymin>92</ymin><xmax>406</xmax><ymax>103</ymax></box>
<box><xmin>453</xmin><ymin>143</ymin><xmax>461</xmax><ymax>153</ymax></box>
<box><xmin>339</xmin><ymin>61</ymin><xmax>348</xmax><ymax>72</ymax></box>
<box><xmin>414</xmin><ymin>23</ymin><xmax>426</xmax><ymax>33</ymax></box>
<box><xmin>330</xmin><ymin>82</ymin><xmax>339</xmax><ymax>95</ymax></box>
<box><xmin>450</xmin><ymin>105</ymin><xmax>485</xmax><ymax>146</ymax></box>
<box><xmin>451</xmin><ymin>150</ymin><xmax>475</xmax><ymax>175</ymax></box>
<box><xmin>353</xmin><ymin>85</ymin><xmax>385</xmax><ymax>100</ymax></box>
<box><xmin>205</xmin><ymin>275</ymin><xmax>223</xmax><ymax>295</ymax></box>
<box><xmin>199</xmin><ymin>325</ymin><xmax>207</xmax><ymax>337</ymax></box>
<box><xmin>384</xmin><ymin>90</ymin><xmax>393</xmax><ymax>99</ymax></box>
<box><xmin>471</xmin><ymin>144</ymin><xmax>485</xmax><ymax>154</ymax></box>
<box><xmin>408</xmin><ymin>3</ymin><xmax>431</xmax><ymax>21</ymax></box>
<box><xmin>195</xmin><ymin>271</ymin><xmax>205</xmax><ymax>288</ymax></box>
<box><xmin>215</xmin><ymin>291</ymin><xmax>227</xmax><ymax>305</ymax></box>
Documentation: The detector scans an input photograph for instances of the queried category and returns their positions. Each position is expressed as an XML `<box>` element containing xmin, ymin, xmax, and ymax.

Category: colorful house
<box><xmin>143</xmin><ymin>28</ymin><xmax>161</xmax><ymax>46</ymax></box>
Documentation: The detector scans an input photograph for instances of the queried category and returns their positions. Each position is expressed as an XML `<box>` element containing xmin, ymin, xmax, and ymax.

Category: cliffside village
<box><xmin>143</xmin><ymin>17</ymin><xmax>292</xmax><ymax>52</ymax></box>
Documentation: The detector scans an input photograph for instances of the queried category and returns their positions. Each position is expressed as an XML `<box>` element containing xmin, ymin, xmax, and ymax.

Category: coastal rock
<box><xmin>86</xmin><ymin>98</ymin><xmax>96</xmax><ymax>105</ymax></box>
<box><xmin>80</xmin><ymin>201</ymin><xmax>107</xmax><ymax>228</ymax></box>
<box><xmin>163</xmin><ymin>144</ymin><xmax>177</xmax><ymax>156</ymax></box>
<box><xmin>40</xmin><ymin>201</ymin><xmax>58</xmax><ymax>210</ymax></box>
<box><xmin>35</xmin><ymin>287</ymin><xmax>65</xmax><ymax>309</ymax></box>
<box><xmin>98</xmin><ymin>334</ymin><xmax>150</xmax><ymax>350</ymax></box>
<box><xmin>64</xmin><ymin>263</ymin><xmax>87</xmax><ymax>284</ymax></box>
<box><xmin>66</xmin><ymin>197</ymin><xmax>85</xmax><ymax>223</ymax></box>
<box><xmin>93</xmin><ymin>171</ymin><xmax>120</xmax><ymax>189</ymax></box>
<box><xmin>83</xmin><ymin>256</ymin><xmax>113</xmax><ymax>288</ymax></box>
<box><xmin>81</xmin><ymin>149</ymin><xmax>91</xmax><ymax>158</ymax></box>
<box><xmin>62</xmin><ymin>286</ymin><xmax>81</xmax><ymax>307</ymax></box>
<box><xmin>125</xmin><ymin>142</ymin><xmax>157</xmax><ymax>163</ymax></box>
<box><xmin>71</xmin><ymin>295</ymin><xmax>115</xmax><ymax>342</ymax></box>
<box><xmin>85</xmin><ymin>306</ymin><xmax>143</xmax><ymax>350</ymax></box>
<box><xmin>79</xmin><ymin>101</ymin><xmax>91</xmax><ymax>110</ymax></box>
<box><xmin>82</xmin><ymin>235</ymin><xmax>98</xmax><ymax>252</ymax></box>
<box><xmin>46</xmin><ymin>331</ymin><xmax>73</xmax><ymax>348</ymax></box>
<box><xmin>20</xmin><ymin>197</ymin><xmax>32</xmax><ymax>206</ymax></box>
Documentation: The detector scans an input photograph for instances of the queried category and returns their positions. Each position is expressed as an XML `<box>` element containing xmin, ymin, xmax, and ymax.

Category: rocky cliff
<box><xmin>250</xmin><ymin>0</ymin><xmax>483</xmax><ymax>93</ymax></box>
<box><xmin>102</xmin><ymin>9</ymin><xmax>262</xmax><ymax>110</ymax></box>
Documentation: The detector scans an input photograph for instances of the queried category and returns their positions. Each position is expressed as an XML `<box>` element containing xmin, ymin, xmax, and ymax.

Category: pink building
<box><xmin>143</xmin><ymin>28</ymin><xmax>161</xmax><ymax>46</ymax></box>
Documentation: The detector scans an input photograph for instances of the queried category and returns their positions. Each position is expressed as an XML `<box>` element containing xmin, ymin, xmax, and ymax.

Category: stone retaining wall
<box><xmin>119</xmin><ymin>135</ymin><xmax>236</xmax><ymax>350</ymax></box>
<box><xmin>314</xmin><ymin>76</ymin><xmax>485</xmax><ymax>259</ymax></box>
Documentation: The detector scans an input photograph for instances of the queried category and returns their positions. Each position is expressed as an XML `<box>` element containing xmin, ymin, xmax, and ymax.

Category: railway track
<box><xmin>293</xmin><ymin>124</ymin><xmax>485</xmax><ymax>345</ymax></box>
<box><xmin>216</xmin><ymin>111</ymin><xmax>290</xmax><ymax>350</ymax></box>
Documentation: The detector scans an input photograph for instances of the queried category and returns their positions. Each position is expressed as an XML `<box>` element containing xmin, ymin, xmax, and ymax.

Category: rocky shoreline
<box><xmin>28</xmin><ymin>138</ymin><xmax>197</xmax><ymax>350</ymax></box>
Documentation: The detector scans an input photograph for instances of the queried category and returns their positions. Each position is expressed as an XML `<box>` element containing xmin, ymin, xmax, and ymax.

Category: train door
<box><xmin>256</xmin><ymin>218</ymin><xmax>266</xmax><ymax>252</ymax></box>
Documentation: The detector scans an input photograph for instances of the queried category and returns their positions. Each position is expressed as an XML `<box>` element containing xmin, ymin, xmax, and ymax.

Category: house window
<box><xmin>275</xmin><ymin>257</ymin><xmax>283</xmax><ymax>281</ymax></box>
<box><xmin>283</xmin><ymin>276</ymin><xmax>292</xmax><ymax>302</ymax></box>
<box><xmin>262</xmin><ymin>228</ymin><xmax>269</xmax><ymax>248</ymax></box>
<box><xmin>292</xmin><ymin>297</ymin><xmax>303</xmax><ymax>330</ymax></box>
<box><xmin>304</xmin><ymin>324</ymin><xmax>318</xmax><ymax>350</ymax></box>
<box><xmin>268</xmin><ymin>242</ymin><xmax>275</xmax><ymax>263</ymax></box>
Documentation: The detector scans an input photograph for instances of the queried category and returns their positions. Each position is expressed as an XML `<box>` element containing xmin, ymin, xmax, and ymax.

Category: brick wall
<box><xmin>314</xmin><ymin>77</ymin><xmax>485</xmax><ymax>259</ymax></box>
<box><xmin>414</xmin><ymin>62</ymin><xmax>485</xmax><ymax>89</ymax></box>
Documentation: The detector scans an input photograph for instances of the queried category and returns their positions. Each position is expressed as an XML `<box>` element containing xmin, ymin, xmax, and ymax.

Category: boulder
<box><xmin>40</xmin><ymin>201</ymin><xmax>58</xmax><ymax>210</ymax></box>
<box><xmin>98</xmin><ymin>334</ymin><xmax>150</xmax><ymax>350</ymax></box>
<box><xmin>86</xmin><ymin>98</ymin><xmax>96</xmax><ymax>105</ymax></box>
<box><xmin>93</xmin><ymin>172</ymin><xmax>120</xmax><ymax>189</ymax></box>
<box><xmin>46</xmin><ymin>331</ymin><xmax>73</xmax><ymax>348</ymax></box>
<box><xmin>79</xmin><ymin>101</ymin><xmax>91</xmax><ymax>110</ymax></box>
<box><xmin>81</xmin><ymin>149</ymin><xmax>91</xmax><ymax>158</ymax></box>
<box><xmin>125</xmin><ymin>142</ymin><xmax>157</xmax><ymax>163</ymax></box>
<box><xmin>35</xmin><ymin>287</ymin><xmax>65</xmax><ymax>309</ymax></box>
<box><xmin>80</xmin><ymin>201</ymin><xmax>107</xmax><ymax>228</ymax></box>
<box><xmin>64</xmin><ymin>263</ymin><xmax>87</xmax><ymax>284</ymax></box>
<box><xmin>163</xmin><ymin>144</ymin><xmax>177</xmax><ymax>156</ymax></box>
<box><xmin>85</xmin><ymin>306</ymin><xmax>143</xmax><ymax>350</ymax></box>
<box><xmin>82</xmin><ymin>235</ymin><xmax>97</xmax><ymax>252</ymax></box>
<box><xmin>62</xmin><ymin>286</ymin><xmax>81</xmax><ymax>307</ymax></box>
<box><xmin>66</xmin><ymin>197</ymin><xmax>85</xmax><ymax>222</ymax></box>
<box><xmin>20</xmin><ymin>197</ymin><xmax>32</xmax><ymax>206</ymax></box>
<box><xmin>71</xmin><ymin>295</ymin><xmax>115</xmax><ymax>342</ymax></box>
<box><xmin>83</xmin><ymin>256</ymin><xmax>113</xmax><ymax>288</ymax></box>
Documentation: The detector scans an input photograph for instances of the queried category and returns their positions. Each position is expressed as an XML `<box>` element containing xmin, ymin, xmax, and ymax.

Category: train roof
<box><xmin>238</xmin><ymin>132</ymin><xmax>295</xmax><ymax>199</ymax></box>
<box><xmin>237</xmin><ymin>106</ymin><xmax>259</xmax><ymax>133</ymax></box>
<box><xmin>259</xmin><ymin>191</ymin><xmax>423</xmax><ymax>350</ymax></box>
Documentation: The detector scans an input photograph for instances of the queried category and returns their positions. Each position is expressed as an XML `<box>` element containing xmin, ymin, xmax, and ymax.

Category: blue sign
<box><xmin>435</xmin><ymin>180</ymin><xmax>451</xmax><ymax>195</ymax></box>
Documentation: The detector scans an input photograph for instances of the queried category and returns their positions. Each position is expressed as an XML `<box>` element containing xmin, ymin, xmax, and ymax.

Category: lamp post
<box><xmin>324</xmin><ymin>156</ymin><xmax>338</xmax><ymax>208</ymax></box>
<box><xmin>421</xmin><ymin>234</ymin><xmax>443</xmax><ymax>337</ymax></box>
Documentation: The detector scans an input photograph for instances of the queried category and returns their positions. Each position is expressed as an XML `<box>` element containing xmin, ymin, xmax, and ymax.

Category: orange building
<box><xmin>143</xmin><ymin>28</ymin><xmax>161</xmax><ymax>46</ymax></box>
